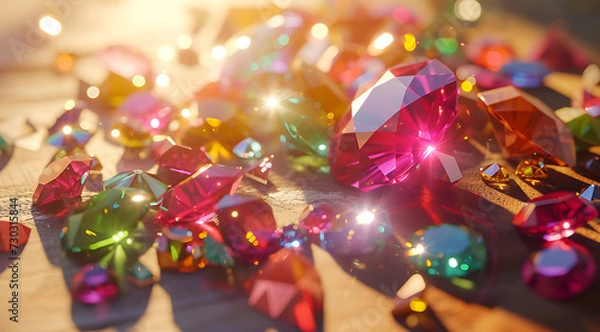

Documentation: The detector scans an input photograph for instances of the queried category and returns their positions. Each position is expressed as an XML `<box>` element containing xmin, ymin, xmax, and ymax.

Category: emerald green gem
<box><xmin>406</xmin><ymin>224</ymin><xmax>487</xmax><ymax>278</ymax></box>
<box><xmin>278</xmin><ymin>96</ymin><xmax>331</xmax><ymax>158</ymax></box>
<box><xmin>103</xmin><ymin>169</ymin><xmax>167</xmax><ymax>205</ymax></box>
<box><xmin>61</xmin><ymin>188</ymin><xmax>155</xmax><ymax>266</ymax></box>
<box><xmin>555</xmin><ymin>107</ymin><xmax>600</xmax><ymax>151</ymax></box>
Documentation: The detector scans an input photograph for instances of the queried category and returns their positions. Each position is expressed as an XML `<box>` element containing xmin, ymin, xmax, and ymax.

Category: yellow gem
<box><xmin>480</xmin><ymin>162</ymin><xmax>510</xmax><ymax>189</ymax></box>
<box><xmin>515</xmin><ymin>157</ymin><xmax>548</xmax><ymax>184</ymax></box>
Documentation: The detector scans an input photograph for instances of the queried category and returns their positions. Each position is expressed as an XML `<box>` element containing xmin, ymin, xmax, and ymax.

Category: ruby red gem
<box><xmin>530</xmin><ymin>27</ymin><xmax>590</xmax><ymax>72</ymax></box>
<box><xmin>71</xmin><ymin>264</ymin><xmax>119</xmax><ymax>304</ymax></box>
<box><xmin>523</xmin><ymin>240</ymin><xmax>596</xmax><ymax>300</ymax></box>
<box><xmin>156</xmin><ymin>164</ymin><xmax>243</xmax><ymax>224</ymax></box>
<box><xmin>513</xmin><ymin>191</ymin><xmax>597</xmax><ymax>241</ymax></box>
<box><xmin>155</xmin><ymin>144</ymin><xmax>212</xmax><ymax>185</ymax></box>
<box><xmin>330</xmin><ymin>59</ymin><xmax>458</xmax><ymax>191</ymax></box>
<box><xmin>248</xmin><ymin>249</ymin><xmax>322</xmax><ymax>332</ymax></box>
<box><xmin>0</xmin><ymin>221</ymin><xmax>31</xmax><ymax>252</ymax></box>
<box><xmin>244</xmin><ymin>155</ymin><xmax>274</xmax><ymax>185</ymax></box>
<box><xmin>33</xmin><ymin>154</ymin><xmax>92</xmax><ymax>206</ymax></box>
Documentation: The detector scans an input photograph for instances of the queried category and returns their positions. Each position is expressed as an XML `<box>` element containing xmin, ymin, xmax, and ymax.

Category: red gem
<box><xmin>298</xmin><ymin>204</ymin><xmax>335</xmax><ymax>234</ymax></box>
<box><xmin>248</xmin><ymin>249</ymin><xmax>322</xmax><ymax>332</ymax></box>
<box><xmin>523</xmin><ymin>240</ymin><xmax>596</xmax><ymax>300</ymax></box>
<box><xmin>217</xmin><ymin>195</ymin><xmax>281</xmax><ymax>262</ymax></box>
<box><xmin>330</xmin><ymin>59</ymin><xmax>458</xmax><ymax>191</ymax></box>
<box><xmin>118</xmin><ymin>92</ymin><xmax>174</xmax><ymax>133</ymax></box>
<box><xmin>71</xmin><ymin>264</ymin><xmax>119</xmax><ymax>304</ymax></box>
<box><xmin>530</xmin><ymin>27</ymin><xmax>589</xmax><ymax>72</ymax></box>
<box><xmin>245</xmin><ymin>155</ymin><xmax>274</xmax><ymax>185</ymax></box>
<box><xmin>155</xmin><ymin>144</ymin><xmax>212</xmax><ymax>185</ymax></box>
<box><xmin>156</xmin><ymin>164</ymin><xmax>243</xmax><ymax>224</ymax></box>
<box><xmin>33</xmin><ymin>154</ymin><xmax>92</xmax><ymax>206</ymax></box>
<box><xmin>0</xmin><ymin>221</ymin><xmax>31</xmax><ymax>252</ymax></box>
<box><xmin>513</xmin><ymin>191</ymin><xmax>597</xmax><ymax>241</ymax></box>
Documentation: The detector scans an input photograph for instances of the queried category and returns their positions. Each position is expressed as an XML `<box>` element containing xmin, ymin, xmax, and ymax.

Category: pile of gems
<box><xmin>1</xmin><ymin>3</ymin><xmax>600</xmax><ymax>331</ymax></box>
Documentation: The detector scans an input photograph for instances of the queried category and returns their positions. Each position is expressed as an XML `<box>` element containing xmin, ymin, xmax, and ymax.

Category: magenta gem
<box><xmin>298</xmin><ymin>204</ymin><xmax>335</xmax><ymax>234</ymax></box>
<box><xmin>330</xmin><ymin>59</ymin><xmax>458</xmax><ymax>192</ymax></box>
<box><xmin>119</xmin><ymin>92</ymin><xmax>174</xmax><ymax>133</ymax></box>
<box><xmin>513</xmin><ymin>191</ymin><xmax>597</xmax><ymax>241</ymax></box>
<box><xmin>523</xmin><ymin>240</ymin><xmax>596</xmax><ymax>300</ymax></box>
<box><xmin>155</xmin><ymin>144</ymin><xmax>212</xmax><ymax>185</ymax></box>
<box><xmin>33</xmin><ymin>154</ymin><xmax>92</xmax><ymax>206</ymax></box>
<box><xmin>71</xmin><ymin>264</ymin><xmax>119</xmax><ymax>304</ymax></box>
<box><xmin>156</xmin><ymin>164</ymin><xmax>243</xmax><ymax>224</ymax></box>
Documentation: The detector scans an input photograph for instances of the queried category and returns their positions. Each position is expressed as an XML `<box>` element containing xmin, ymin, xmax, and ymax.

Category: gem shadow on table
<box><xmin>30</xmin><ymin>205</ymin><xmax>154</xmax><ymax>331</ymax></box>
<box><xmin>485</xmin><ymin>178</ymin><xmax>531</xmax><ymax>202</ymax></box>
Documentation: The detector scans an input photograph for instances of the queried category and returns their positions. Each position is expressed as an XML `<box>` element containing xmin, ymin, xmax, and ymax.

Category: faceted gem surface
<box><xmin>127</xmin><ymin>262</ymin><xmax>156</xmax><ymax>287</ymax></box>
<box><xmin>480</xmin><ymin>163</ymin><xmax>509</xmax><ymax>188</ymax></box>
<box><xmin>580</xmin><ymin>184</ymin><xmax>600</xmax><ymax>201</ymax></box>
<box><xmin>155</xmin><ymin>144</ymin><xmax>212</xmax><ymax>185</ymax></box>
<box><xmin>149</xmin><ymin>135</ymin><xmax>177</xmax><ymax>161</ymax></box>
<box><xmin>0</xmin><ymin>221</ymin><xmax>31</xmax><ymax>253</ymax></box>
<box><xmin>582</xmin><ymin>155</ymin><xmax>600</xmax><ymax>180</ymax></box>
<box><xmin>156</xmin><ymin>164</ymin><xmax>243</xmax><ymax>223</ymax></box>
<box><xmin>555</xmin><ymin>107</ymin><xmax>600</xmax><ymax>150</ymax></box>
<box><xmin>48</xmin><ymin>103</ymin><xmax>98</xmax><ymax>136</ymax></box>
<box><xmin>156</xmin><ymin>221</ymin><xmax>232</xmax><ymax>272</ymax></box>
<box><xmin>33</xmin><ymin>154</ymin><xmax>92</xmax><ymax>206</ymax></box>
<box><xmin>233</xmin><ymin>137</ymin><xmax>263</xmax><ymax>159</ymax></box>
<box><xmin>248</xmin><ymin>249</ymin><xmax>322</xmax><ymax>332</ymax></box>
<box><xmin>279</xmin><ymin>224</ymin><xmax>308</xmax><ymax>249</ymax></box>
<box><xmin>245</xmin><ymin>155</ymin><xmax>273</xmax><ymax>185</ymax></box>
<box><xmin>513</xmin><ymin>191</ymin><xmax>597</xmax><ymax>241</ymax></box>
<box><xmin>478</xmin><ymin>86</ymin><xmax>576</xmax><ymax>166</ymax></box>
<box><xmin>330</xmin><ymin>59</ymin><xmax>458</xmax><ymax>192</ymax></box>
<box><xmin>530</xmin><ymin>27</ymin><xmax>590</xmax><ymax>72</ymax></box>
<box><xmin>406</xmin><ymin>224</ymin><xmax>487</xmax><ymax>278</ymax></box>
<box><xmin>515</xmin><ymin>157</ymin><xmax>548</xmax><ymax>184</ymax></box>
<box><xmin>61</xmin><ymin>188</ymin><xmax>153</xmax><ymax>264</ymax></box>
<box><xmin>583</xmin><ymin>91</ymin><xmax>600</xmax><ymax>117</ymax></box>
<box><xmin>298</xmin><ymin>204</ymin><xmax>335</xmax><ymax>234</ymax></box>
<box><xmin>499</xmin><ymin>61</ymin><xmax>550</xmax><ymax>88</ymax></box>
<box><xmin>47</xmin><ymin>126</ymin><xmax>92</xmax><ymax>148</ymax></box>
<box><xmin>522</xmin><ymin>240</ymin><xmax>595</xmax><ymax>300</ymax></box>
<box><xmin>216</xmin><ymin>195</ymin><xmax>281</xmax><ymax>262</ymax></box>
<box><xmin>104</xmin><ymin>169</ymin><xmax>167</xmax><ymax>205</ymax></box>
<box><xmin>71</xmin><ymin>264</ymin><xmax>119</xmax><ymax>304</ymax></box>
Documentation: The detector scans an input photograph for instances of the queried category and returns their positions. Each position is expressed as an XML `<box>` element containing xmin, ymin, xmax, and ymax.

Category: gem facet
<box><xmin>0</xmin><ymin>221</ymin><xmax>31</xmax><ymax>253</ymax></box>
<box><xmin>330</xmin><ymin>59</ymin><xmax>458</xmax><ymax>192</ymax></box>
<box><xmin>515</xmin><ymin>157</ymin><xmax>548</xmax><ymax>184</ymax></box>
<box><xmin>580</xmin><ymin>184</ymin><xmax>600</xmax><ymax>201</ymax></box>
<box><xmin>118</xmin><ymin>92</ymin><xmax>174</xmax><ymax>133</ymax></box>
<box><xmin>127</xmin><ymin>262</ymin><xmax>156</xmax><ymax>287</ymax></box>
<box><xmin>406</xmin><ymin>224</ymin><xmax>487</xmax><ymax>278</ymax></box>
<box><xmin>298</xmin><ymin>204</ymin><xmax>335</xmax><ymax>234</ymax></box>
<box><xmin>156</xmin><ymin>164</ymin><xmax>243</xmax><ymax>224</ymax></box>
<box><xmin>513</xmin><ymin>191</ymin><xmax>597</xmax><ymax>241</ymax></box>
<box><xmin>71</xmin><ymin>264</ymin><xmax>120</xmax><ymax>304</ymax></box>
<box><xmin>245</xmin><ymin>155</ymin><xmax>274</xmax><ymax>185</ymax></box>
<box><xmin>248</xmin><ymin>249</ymin><xmax>322</xmax><ymax>332</ymax></box>
<box><xmin>522</xmin><ymin>240</ymin><xmax>595</xmax><ymax>300</ymax></box>
<box><xmin>33</xmin><ymin>154</ymin><xmax>92</xmax><ymax>206</ymax></box>
<box><xmin>555</xmin><ymin>107</ymin><xmax>600</xmax><ymax>150</ymax></box>
<box><xmin>104</xmin><ymin>169</ymin><xmax>167</xmax><ymax>205</ymax></box>
<box><xmin>478</xmin><ymin>86</ymin><xmax>576</xmax><ymax>166</ymax></box>
<box><xmin>233</xmin><ymin>137</ymin><xmax>263</xmax><ymax>159</ymax></box>
<box><xmin>155</xmin><ymin>144</ymin><xmax>212</xmax><ymax>185</ymax></box>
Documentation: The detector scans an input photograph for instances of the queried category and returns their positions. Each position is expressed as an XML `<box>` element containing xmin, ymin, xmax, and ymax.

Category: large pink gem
<box><xmin>118</xmin><ymin>92</ymin><xmax>174</xmax><ymax>133</ymax></box>
<box><xmin>523</xmin><ymin>240</ymin><xmax>596</xmax><ymax>300</ymax></box>
<box><xmin>33</xmin><ymin>154</ymin><xmax>92</xmax><ymax>206</ymax></box>
<box><xmin>513</xmin><ymin>191</ymin><xmax>597</xmax><ymax>241</ymax></box>
<box><xmin>156</xmin><ymin>164</ymin><xmax>243</xmax><ymax>224</ymax></box>
<box><xmin>330</xmin><ymin>59</ymin><xmax>458</xmax><ymax>191</ymax></box>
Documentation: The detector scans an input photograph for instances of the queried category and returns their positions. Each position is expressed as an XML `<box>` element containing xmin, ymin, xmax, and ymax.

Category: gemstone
<box><xmin>581</xmin><ymin>155</ymin><xmax>600</xmax><ymax>179</ymax></box>
<box><xmin>515</xmin><ymin>157</ymin><xmax>548</xmax><ymax>184</ymax></box>
<box><xmin>61</xmin><ymin>188</ymin><xmax>154</xmax><ymax>264</ymax></box>
<box><xmin>522</xmin><ymin>240</ymin><xmax>595</xmax><ymax>300</ymax></box>
<box><xmin>580</xmin><ymin>184</ymin><xmax>600</xmax><ymax>201</ymax></box>
<box><xmin>155</xmin><ymin>144</ymin><xmax>212</xmax><ymax>185</ymax></box>
<box><xmin>180</xmin><ymin>99</ymin><xmax>250</xmax><ymax>163</ymax></box>
<box><xmin>109</xmin><ymin>118</ymin><xmax>152</xmax><ymax>148</ymax></box>
<box><xmin>456</xmin><ymin>65</ymin><xmax>512</xmax><ymax>89</ymax></box>
<box><xmin>330</xmin><ymin>59</ymin><xmax>458</xmax><ymax>192</ymax></box>
<box><xmin>118</xmin><ymin>92</ymin><xmax>174</xmax><ymax>133</ymax></box>
<box><xmin>127</xmin><ymin>262</ymin><xmax>156</xmax><ymax>287</ymax></box>
<box><xmin>47</xmin><ymin>125</ymin><xmax>93</xmax><ymax>148</ymax></box>
<box><xmin>298</xmin><ymin>204</ymin><xmax>335</xmax><ymax>234</ymax></box>
<box><xmin>248</xmin><ymin>249</ymin><xmax>322</xmax><ymax>332</ymax></box>
<box><xmin>499</xmin><ymin>61</ymin><xmax>550</xmax><ymax>88</ymax></box>
<box><xmin>478</xmin><ymin>86</ymin><xmax>576</xmax><ymax>166</ymax></box>
<box><xmin>48</xmin><ymin>103</ymin><xmax>97</xmax><ymax>135</ymax></box>
<box><xmin>406</xmin><ymin>224</ymin><xmax>487</xmax><ymax>278</ymax></box>
<box><xmin>0</xmin><ymin>221</ymin><xmax>31</xmax><ymax>253</ymax></box>
<box><xmin>233</xmin><ymin>137</ymin><xmax>263</xmax><ymax>159</ymax></box>
<box><xmin>216</xmin><ymin>195</ymin><xmax>281</xmax><ymax>262</ymax></box>
<box><xmin>279</xmin><ymin>224</ymin><xmax>308</xmax><ymax>249</ymax></box>
<box><xmin>71</xmin><ymin>264</ymin><xmax>119</xmax><ymax>304</ymax></box>
<box><xmin>426</xmin><ymin>151</ymin><xmax>462</xmax><ymax>183</ymax></box>
<box><xmin>33</xmin><ymin>154</ymin><xmax>92</xmax><ymax>206</ymax></box>
<box><xmin>155</xmin><ymin>221</ymin><xmax>232</xmax><ymax>272</ymax></box>
<box><xmin>156</xmin><ymin>164</ymin><xmax>243</xmax><ymax>224</ymax></box>
<box><xmin>583</xmin><ymin>91</ymin><xmax>600</xmax><ymax>118</ymax></box>
<box><xmin>103</xmin><ymin>169</ymin><xmax>167</xmax><ymax>206</ymax></box>
<box><xmin>513</xmin><ymin>191</ymin><xmax>597</xmax><ymax>241</ymax></box>
<box><xmin>464</xmin><ymin>38</ymin><xmax>514</xmax><ymax>72</ymax></box>
<box><xmin>555</xmin><ymin>107</ymin><xmax>600</xmax><ymax>150</ymax></box>
<box><xmin>149</xmin><ymin>135</ymin><xmax>178</xmax><ymax>161</ymax></box>
<box><xmin>321</xmin><ymin>208</ymin><xmax>392</xmax><ymax>256</ymax></box>
<box><xmin>529</xmin><ymin>27</ymin><xmax>590</xmax><ymax>72</ymax></box>
<box><xmin>245</xmin><ymin>155</ymin><xmax>274</xmax><ymax>185</ymax></box>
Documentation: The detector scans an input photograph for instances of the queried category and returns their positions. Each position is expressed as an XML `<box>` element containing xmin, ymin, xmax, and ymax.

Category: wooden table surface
<box><xmin>0</xmin><ymin>1</ymin><xmax>600</xmax><ymax>331</ymax></box>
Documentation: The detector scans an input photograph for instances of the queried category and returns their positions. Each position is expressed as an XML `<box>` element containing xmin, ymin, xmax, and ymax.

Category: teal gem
<box><xmin>204</xmin><ymin>235</ymin><xmax>235</xmax><ymax>268</ymax></box>
<box><xmin>406</xmin><ymin>224</ymin><xmax>487</xmax><ymax>278</ymax></box>
<box><xmin>104</xmin><ymin>169</ymin><xmax>167</xmax><ymax>205</ymax></box>
<box><xmin>127</xmin><ymin>262</ymin><xmax>156</xmax><ymax>287</ymax></box>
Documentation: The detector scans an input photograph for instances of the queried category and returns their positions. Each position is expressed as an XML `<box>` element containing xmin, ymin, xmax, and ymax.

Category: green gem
<box><xmin>278</xmin><ymin>96</ymin><xmax>331</xmax><ymax>158</ymax></box>
<box><xmin>104</xmin><ymin>169</ymin><xmax>167</xmax><ymax>205</ymax></box>
<box><xmin>406</xmin><ymin>224</ymin><xmax>487</xmax><ymax>278</ymax></box>
<box><xmin>204</xmin><ymin>235</ymin><xmax>235</xmax><ymax>268</ymax></box>
<box><xmin>61</xmin><ymin>188</ymin><xmax>154</xmax><ymax>266</ymax></box>
<box><xmin>555</xmin><ymin>107</ymin><xmax>600</xmax><ymax>151</ymax></box>
<box><xmin>127</xmin><ymin>262</ymin><xmax>156</xmax><ymax>287</ymax></box>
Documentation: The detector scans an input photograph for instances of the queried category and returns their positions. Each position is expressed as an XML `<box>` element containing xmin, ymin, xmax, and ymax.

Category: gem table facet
<box><xmin>512</xmin><ymin>191</ymin><xmax>597</xmax><ymax>241</ymax></box>
<box><xmin>330</xmin><ymin>59</ymin><xmax>458</xmax><ymax>192</ymax></box>
<box><xmin>406</xmin><ymin>224</ymin><xmax>487</xmax><ymax>278</ymax></box>
<box><xmin>156</xmin><ymin>164</ymin><xmax>243</xmax><ymax>224</ymax></box>
<box><xmin>515</xmin><ymin>157</ymin><xmax>548</xmax><ymax>184</ymax></box>
<box><xmin>71</xmin><ymin>264</ymin><xmax>120</xmax><ymax>304</ymax></box>
<box><xmin>478</xmin><ymin>86</ymin><xmax>576</xmax><ymax>166</ymax></box>
<box><xmin>522</xmin><ymin>240</ymin><xmax>596</xmax><ymax>300</ymax></box>
<box><xmin>480</xmin><ymin>163</ymin><xmax>509</xmax><ymax>189</ymax></box>
<box><xmin>33</xmin><ymin>154</ymin><xmax>92</xmax><ymax>206</ymax></box>
<box><xmin>104</xmin><ymin>169</ymin><xmax>168</xmax><ymax>205</ymax></box>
